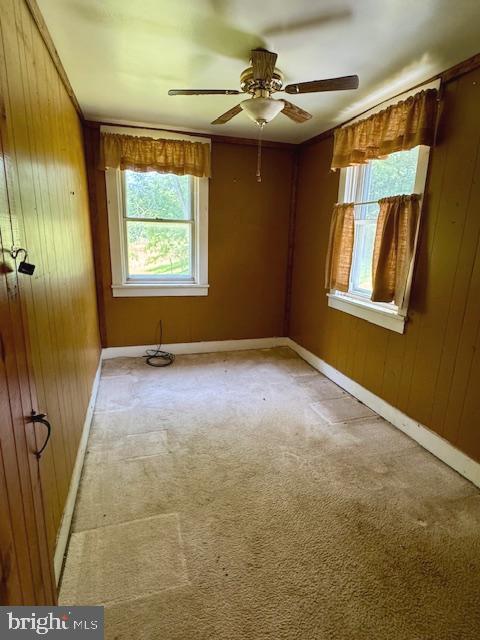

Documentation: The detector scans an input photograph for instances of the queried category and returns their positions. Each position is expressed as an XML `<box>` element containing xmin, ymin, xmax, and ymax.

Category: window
<box><xmin>124</xmin><ymin>171</ymin><xmax>194</xmax><ymax>281</ymax></box>
<box><xmin>347</xmin><ymin>147</ymin><xmax>420</xmax><ymax>298</ymax></box>
<box><xmin>105</xmin><ymin>132</ymin><xmax>209</xmax><ymax>297</ymax></box>
<box><xmin>329</xmin><ymin>145</ymin><xmax>429</xmax><ymax>333</ymax></box>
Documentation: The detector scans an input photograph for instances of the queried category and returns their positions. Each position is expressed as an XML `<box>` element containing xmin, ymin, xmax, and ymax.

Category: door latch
<box><xmin>30</xmin><ymin>411</ymin><xmax>52</xmax><ymax>459</ymax></box>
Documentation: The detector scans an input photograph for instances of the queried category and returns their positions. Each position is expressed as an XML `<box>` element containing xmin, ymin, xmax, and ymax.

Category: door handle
<box><xmin>30</xmin><ymin>411</ymin><xmax>51</xmax><ymax>459</ymax></box>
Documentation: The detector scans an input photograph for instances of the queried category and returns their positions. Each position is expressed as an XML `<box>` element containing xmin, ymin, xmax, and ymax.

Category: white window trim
<box><xmin>327</xmin><ymin>292</ymin><xmax>406</xmax><ymax>333</ymax></box>
<box><xmin>328</xmin><ymin>143</ymin><xmax>431</xmax><ymax>333</ymax></box>
<box><xmin>103</xmin><ymin>125</ymin><xmax>209</xmax><ymax>297</ymax></box>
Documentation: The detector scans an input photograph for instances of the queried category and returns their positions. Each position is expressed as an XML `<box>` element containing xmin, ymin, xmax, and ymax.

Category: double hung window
<box><xmin>104</xmin><ymin>127</ymin><xmax>209</xmax><ymax>297</ymax></box>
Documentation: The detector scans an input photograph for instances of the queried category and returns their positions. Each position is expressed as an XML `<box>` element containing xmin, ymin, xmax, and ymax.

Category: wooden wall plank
<box><xmin>23</xmin><ymin>0</ymin><xmax>82</xmax><ymax>116</ymax></box>
<box><xmin>380</xmin><ymin>332</ymin><xmax>405</xmax><ymax>407</ymax></box>
<box><xmin>0</xmin><ymin>444</ymin><xmax>24</xmax><ymax>604</ymax></box>
<box><xmin>85</xmin><ymin>124</ymin><xmax>295</xmax><ymax>347</ymax></box>
<box><xmin>456</xmin><ymin>325</ymin><xmax>480</xmax><ymax>459</ymax></box>
<box><xmin>430</xmin><ymin>77</ymin><xmax>480</xmax><ymax>435</ymax></box>
<box><xmin>2</xmin><ymin>0</ymin><xmax>70</xmax><ymax>526</ymax></box>
<box><xmin>0</xmin><ymin>37</ymin><xmax>57</xmax><ymax>568</ymax></box>
<box><xmin>406</xmin><ymin>73</ymin><xmax>479</xmax><ymax>428</ymax></box>
<box><xmin>289</xmin><ymin>66</ymin><xmax>480</xmax><ymax>463</ymax></box>
<box><xmin>0</xmin><ymin>172</ymin><xmax>38</xmax><ymax>607</ymax></box>
<box><xmin>443</xmin><ymin>234</ymin><xmax>480</xmax><ymax>446</ymax></box>
<box><xmin>15</xmin><ymin>0</ymin><xmax>75</xmax><ymax>480</ymax></box>
<box><xmin>0</xmin><ymin>0</ymin><xmax>101</xmax><ymax>596</ymax></box>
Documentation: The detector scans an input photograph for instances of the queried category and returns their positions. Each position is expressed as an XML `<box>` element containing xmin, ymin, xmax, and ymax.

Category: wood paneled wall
<box><xmin>290</xmin><ymin>66</ymin><xmax>480</xmax><ymax>462</ymax></box>
<box><xmin>0</xmin><ymin>0</ymin><xmax>100</xmax><ymax>565</ymax></box>
<box><xmin>85</xmin><ymin>124</ymin><xmax>295</xmax><ymax>347</ymax></box>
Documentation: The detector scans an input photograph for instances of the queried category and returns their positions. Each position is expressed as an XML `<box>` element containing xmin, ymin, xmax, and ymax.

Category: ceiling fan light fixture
<box><xmin>240</xmin><ymin>97</ymin><xmax>285</xmax><ymax>125</ymax></box>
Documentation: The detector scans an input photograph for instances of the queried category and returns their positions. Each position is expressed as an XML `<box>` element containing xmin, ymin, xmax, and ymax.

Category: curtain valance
<box><xmin>331</xmin><ymin>89</ymin><xmax>438</xmax><ymax>169</ymax></box>
<box><xmin>99</xmin><ymin>132</ymin><xmax>211</xmax><ymax>178</ymax></box>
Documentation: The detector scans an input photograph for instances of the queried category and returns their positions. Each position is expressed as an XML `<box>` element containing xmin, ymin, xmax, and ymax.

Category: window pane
<box><xmin>363</xmin><ymin>146</ymin><xmax>419</xmax><ymax>202</ymax></box>
<box><xmin>126</xmin><ymin>221</ymin><xmax>191</xmax><ymax>277</ymax></box>
<box><xmin>124</xmin><ymin>171</ymin><xmax>192</xmax><ymax>220</ymax></box>
<box><xmin>351</xmin><ymin>221</ymin><xmax>376</xmax><ymax>294</ymax></box>
<box><xmin>357</xmin><ymin>201</ymin><xmax>379</xmax><ymax>221</ymax></box>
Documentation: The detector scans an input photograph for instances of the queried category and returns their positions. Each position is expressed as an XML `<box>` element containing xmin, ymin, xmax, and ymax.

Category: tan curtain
<box><xmin>331</xmin><ymin>89</ymin><xmax>437</xmax><ymax>169</ymax></box>
<box><xmin>325</xmin><ymin>203</ymin><xmax>355</xmax><ymax>292</ymax></box>
<box><xmin>371</xmin><ymin>194</ymin><xmax>421</xmax><ymax>306</ymax></box>
<box><xmin>100</xmin><ymin>132</ymin><xmax>211</xmax><ymax>177</ymax></box>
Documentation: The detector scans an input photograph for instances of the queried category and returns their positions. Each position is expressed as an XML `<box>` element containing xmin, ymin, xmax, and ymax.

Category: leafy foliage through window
<box><xmin>123</xmin><ymin>171</ymin><xmax>194</xmax><ymax>280</ymax></box>
<box><xmin>344</xmin><ymin>147</ymin><xmax>420</xmax><ymax>299</ymax></box>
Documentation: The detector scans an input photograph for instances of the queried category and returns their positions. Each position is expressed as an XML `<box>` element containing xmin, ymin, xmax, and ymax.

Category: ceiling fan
<box><xmin>168</xmin><ymin>48</ymin><xmax>359</xmax><ymax>128</ymax></box>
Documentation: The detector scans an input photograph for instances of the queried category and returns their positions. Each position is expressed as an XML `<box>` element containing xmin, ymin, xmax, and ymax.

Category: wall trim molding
<box><xmin>102</xmin><ymin>337</ymin><xmax>289</xmax><ymax>360</ymax></box>
<box><xmin>53</xmin><ymin>358</ymin><xmax>102</xmax><ymax>584</ymax></box>
<box><xmin>286</xmin><ymin>338</ymin><xmax>480</xmax><ymax>489</ymax></box>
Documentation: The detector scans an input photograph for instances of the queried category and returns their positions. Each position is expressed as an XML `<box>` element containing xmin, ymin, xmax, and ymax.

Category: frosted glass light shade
<box><xmin>240</xmin><ymin>98</ymin><xmax>285</xmax><ymax>124</ymax></box>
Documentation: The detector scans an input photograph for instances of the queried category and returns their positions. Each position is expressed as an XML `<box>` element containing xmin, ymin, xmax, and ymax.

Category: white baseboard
<box><xmin>286</xmin><ymin>338</ymin><xmax>480</xmax><ymax>489</ymax></box>
<box><xmin>54</xmin><ymin>359</ymin><xmax>102</xmax><ymax>584</ymax></box>
<box><xmin>102</xmin><ymin>337</ymin><xmax>289</xmax><ymax>359</ymax></box>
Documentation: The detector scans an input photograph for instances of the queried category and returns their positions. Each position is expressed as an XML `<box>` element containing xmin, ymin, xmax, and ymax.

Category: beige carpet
<box><xmin>59</xmin><ymin>348</ymin><xmax>480</xmax><ymax>639</ymax></box>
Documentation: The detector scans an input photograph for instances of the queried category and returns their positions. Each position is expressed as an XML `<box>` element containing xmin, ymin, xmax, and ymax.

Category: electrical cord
<box><xmin>143</xmin><ymin>320</ymin><xmax>175</xmax><ymax>367</ymax></box>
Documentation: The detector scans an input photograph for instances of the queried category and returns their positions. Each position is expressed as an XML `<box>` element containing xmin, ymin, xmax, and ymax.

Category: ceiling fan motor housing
<box><xmin>240</xmin><ymin>66</ymin><xmax>284</xmax><ymax>96</ymax></box>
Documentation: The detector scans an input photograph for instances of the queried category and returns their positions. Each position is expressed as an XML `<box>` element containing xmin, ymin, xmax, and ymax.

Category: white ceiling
<box><xmin>38</xmin><ymin>0</ymin><xmax>480</xmax><ymax>143</ymax></box>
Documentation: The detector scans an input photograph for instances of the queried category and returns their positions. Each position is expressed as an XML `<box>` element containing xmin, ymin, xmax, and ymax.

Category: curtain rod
<box><xmin>352</xmin><ymin>197</ymin><xmax>419</xmax><ymax>206</ymax></box>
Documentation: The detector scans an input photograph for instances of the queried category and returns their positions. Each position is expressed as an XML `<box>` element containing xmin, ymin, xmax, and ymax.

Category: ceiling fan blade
<box><xmin>262</xmin><ymin>9</ymin><xmax>351</xmax><ymax>37</ymax></box>
<box><xmin>285</xmin><ymin>75</ymin><xmax>359</xmax><ymax>94</ymax></box>
<box><xmin>281</xmin><ymin>100</ymin><xmax>312</xmax><ymax>123</ymax></box>
<box><xmin>169</xmin><ymin>89</ymin><xmax>241</xmax><ymax>96</ymax></box>
<box><xmin>211</xmin><ymin>103</ymin><xmax>243</xmax><ymax>124</ymax></box>
<box><xmin>251</xmin><ymin>48</ymin><xmax>278</xmax><ymax>81</ymax></box>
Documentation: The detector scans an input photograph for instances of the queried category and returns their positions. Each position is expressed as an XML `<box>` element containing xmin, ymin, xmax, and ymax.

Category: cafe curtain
<box><xmin>371</xmin><ymin>194</ymin><xmax>421</xmax><ymax>306</ymax></box>
<box><xmin>325</xmin><ymin>203</ymin><xmax>355</xmax><ymax>292</ymax></box>
<box><xmin>100</xmin><ymin>132</ymin><xmax>211</xmax><ymax>177</ymax></box>
<box><xmin>331</xmin><ymin>88</ymin><xmax>437</xmax><ymax>169</ymax></box>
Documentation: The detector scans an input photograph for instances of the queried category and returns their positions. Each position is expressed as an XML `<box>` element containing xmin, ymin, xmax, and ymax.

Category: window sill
<box><xmin>327</xmin><ymin>292</ymin><xmax>406</xmax><ymax>334</ymax></box>
<box><xmin>112</xmin><ymin>283</ymin><xmax>209</xmax><ymax>297</ymax></box>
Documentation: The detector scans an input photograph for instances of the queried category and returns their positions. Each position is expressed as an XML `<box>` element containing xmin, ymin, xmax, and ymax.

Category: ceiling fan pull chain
<box><xmin>256</xmin><ymin>122</ymin><xmax>265</xmax><ymax>183</ymax></box>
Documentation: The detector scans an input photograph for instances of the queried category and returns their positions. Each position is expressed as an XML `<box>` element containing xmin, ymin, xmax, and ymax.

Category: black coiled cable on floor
<box><xmin>143</xmin><ymin>320</ymin><xmax>175</xmax><ymax>367</ymax></box>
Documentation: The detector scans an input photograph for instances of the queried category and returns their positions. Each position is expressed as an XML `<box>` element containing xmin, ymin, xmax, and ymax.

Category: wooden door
<box><xmin>0</xmin><ymin>100</ymin><xmax>55</xmax><ymax>605</ymax></box>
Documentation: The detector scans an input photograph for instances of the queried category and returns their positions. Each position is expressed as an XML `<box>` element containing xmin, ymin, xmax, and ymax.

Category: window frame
<box><xmin>104</xmin><ymin>126</ymin><xmax>209</xmax><ymax>297</ymax></box>
<box><xmin>346</xmin><ymin>161</ymin><xmax>380</xmax><ymax>298</ymax></box>
<box><xmin>122</xmin><ymin>171</ymin><xmax>197</xmax><ymax>284</ymax></box>
<box><xmin>328</xmin><ymin>144</ymin><xmax>431</xmax><ymax>333</ymax></box>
